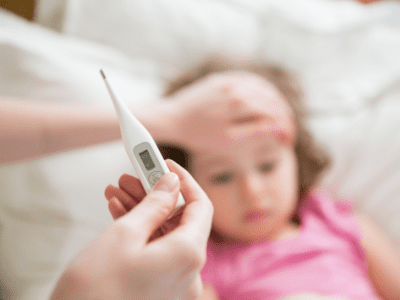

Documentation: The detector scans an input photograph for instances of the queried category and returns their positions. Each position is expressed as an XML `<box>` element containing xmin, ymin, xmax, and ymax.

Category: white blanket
<box><xmin>1</xmin><ymin>0</ymin><xmax>400</xmax><ymax>299</ymax></box>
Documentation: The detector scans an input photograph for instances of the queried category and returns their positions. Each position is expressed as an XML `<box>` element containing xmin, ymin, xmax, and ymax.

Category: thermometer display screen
<box><xmin>139</xmin><ymin>150</ymin><xmax>156</xmax><ymax>171</ymax></box>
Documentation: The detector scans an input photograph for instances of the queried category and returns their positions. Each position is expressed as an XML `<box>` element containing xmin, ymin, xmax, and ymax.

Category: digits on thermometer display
<box><xmin>100</xmin><ymin>70</ymin><xmax>185</xmax><ymax>217</ymax></box>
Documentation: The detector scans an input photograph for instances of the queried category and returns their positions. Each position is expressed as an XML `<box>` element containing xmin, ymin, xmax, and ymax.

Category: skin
<box><xmin>193</xmin><ymin>136</ymin><xmax>299</xmax><ymax>244</ymax></box>
<box><xmin>164</xmin><ymin>71</ymin><xmax>296</xmax><ymax>153</ymax></box>
<box><xmin>168</xmin><ymin>71</ymin><xmax>300</xmax><ymax>243</ymax></box>
<box><xmin>52</xmin><ymin>160</ymin><xmax>214</xmax><ymax>300</ymax></box>
<box><xmin>0</xmin><ymin>98</ymin><xmax>169</xmax><ymax>164</ymax></box>
<box><xmin>356</xmin><ymin>213</ymin><xmax>400</xmax><ymax>300</ymax></box>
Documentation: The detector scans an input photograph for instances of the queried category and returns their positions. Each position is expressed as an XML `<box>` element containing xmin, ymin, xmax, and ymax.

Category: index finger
<box><xmin>164</xmin><ymin>160</ymin><xmax>214</xmax><ymax>247</ymax></box>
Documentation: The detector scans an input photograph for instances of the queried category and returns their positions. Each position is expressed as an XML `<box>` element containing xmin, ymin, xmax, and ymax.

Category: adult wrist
<box><xmin>51</xmin><ymin>266</ymin><xmax>88</xmax><ymax>300</ymax></box>
<box><xmin>146</xmin><ymin>100</ymin><xmax>181</xmax><ymax>145</ymax></box>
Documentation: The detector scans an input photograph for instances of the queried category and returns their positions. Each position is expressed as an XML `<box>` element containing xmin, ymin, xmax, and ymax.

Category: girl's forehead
<box><xmin>194</xmin><ymin>138</ymin><xmax>281</xmax><ymax>166</ymax></box>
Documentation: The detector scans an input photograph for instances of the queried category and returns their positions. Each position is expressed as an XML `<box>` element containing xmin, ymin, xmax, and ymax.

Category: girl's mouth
<box><xmin>243</xmin><ymin>210</ymin><xmax>270</xmax><ymax>223</ymax></box>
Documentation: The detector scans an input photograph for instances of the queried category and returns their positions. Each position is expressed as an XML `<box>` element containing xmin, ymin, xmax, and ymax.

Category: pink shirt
<box><xmin>201</xmin><ymin>190</ymin><xmax>380</xmax><ymax>300</ymax></box>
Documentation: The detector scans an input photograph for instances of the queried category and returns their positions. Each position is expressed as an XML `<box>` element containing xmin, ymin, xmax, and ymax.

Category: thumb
<box><xmin>121</xmin><ymin>172</ymin><xmax>180</xmax><ymax>244</ymax></box>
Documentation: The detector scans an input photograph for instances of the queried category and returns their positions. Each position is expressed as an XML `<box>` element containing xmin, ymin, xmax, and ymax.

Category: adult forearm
<box><xmin>0</xmin><ymin>98</ymin><xmax>179</xmax><ymax>164</ymax></box>
<box><xmin>137</xmin><ymin>100</ymin><xmax>179</xmax><ymax>144</ymax></box>
<box><xmin>0</xmin><ymin>99</ymin><xmax>121</xmax><ymax>164</ymax></box>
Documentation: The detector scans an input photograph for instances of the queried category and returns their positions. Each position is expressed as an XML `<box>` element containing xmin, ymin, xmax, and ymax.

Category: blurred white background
<box><xmin>1</xmin><ymin>0</ymin><xmax>400</xmax><ymax>299</ymax></box>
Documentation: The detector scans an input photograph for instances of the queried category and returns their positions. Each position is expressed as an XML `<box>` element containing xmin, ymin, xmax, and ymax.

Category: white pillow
<box><xmin>309</xmin><ymin>85</ymin><xmax>400</xmax><ymax>250</ymax></box>
<box><xmin>62</xmin><ymin>0</ymin><xmax>261</xmax><ymax>71</ymax></box>
<box><xmin>257</xmin><ymin>0</ymin><xmax>400</xmax><ymax>114</ymax></box>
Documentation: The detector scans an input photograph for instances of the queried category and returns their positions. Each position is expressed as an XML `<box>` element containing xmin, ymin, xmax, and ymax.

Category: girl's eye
<box><xmin>259</xmin><ymin>162</ymin><xmax>275</xmax><ymax>173</ymax></box>
<box><xmin>210</xmin><ymin>172</ymin><xmax>233</xmax><ymax>185</ymax></box>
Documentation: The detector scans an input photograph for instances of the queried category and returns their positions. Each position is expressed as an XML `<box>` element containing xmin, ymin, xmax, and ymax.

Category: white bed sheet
<box><xmin>1</xmin><ymin>0</ymin><xmax>400</xmax><ymax>299</ymax></box>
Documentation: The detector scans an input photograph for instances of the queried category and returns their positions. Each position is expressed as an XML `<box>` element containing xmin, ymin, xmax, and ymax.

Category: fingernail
<box><xmin>153</xmin><ymin>172</ymin><xmax>179</xmax><ymax>192</ymax></box>
<box><xmin>110</xmin><ymin>196</ymin><xmax>119</xmax><ymax>203</ymax></box>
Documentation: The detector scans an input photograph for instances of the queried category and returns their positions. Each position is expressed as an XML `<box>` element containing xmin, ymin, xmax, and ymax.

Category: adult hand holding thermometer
<box><xmin>100</xmin><ymin>70</ymin><xmax>185</xmax><ymax>217</ymax></box>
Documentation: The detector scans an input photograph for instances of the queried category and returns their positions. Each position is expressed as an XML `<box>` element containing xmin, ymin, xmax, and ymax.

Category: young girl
<box><xmin>104</xmin><ymin>61</ymin><xmax>400</xmax><ymax>300</ymax></box>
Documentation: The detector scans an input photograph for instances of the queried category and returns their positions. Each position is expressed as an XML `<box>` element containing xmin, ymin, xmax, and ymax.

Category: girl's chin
<box><xmin>232</xmin><ymin>231</ymin><xmax>276</xmax><ymax>244</ymax></box>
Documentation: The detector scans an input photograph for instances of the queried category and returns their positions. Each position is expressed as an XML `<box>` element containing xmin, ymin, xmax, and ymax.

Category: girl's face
<box><xmin>190</xmin><ymin>72</ymin><xmax>299</xmax><ymax>243</ymax></box>
<box><xmin>194</xmin><ymin>138</ymin><xmax>299</xmax><ymax>243</ymax></box>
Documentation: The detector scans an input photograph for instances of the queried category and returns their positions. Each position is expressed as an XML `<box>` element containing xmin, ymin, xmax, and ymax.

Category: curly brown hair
<box><xmin>157</xmin><ymin>58</ymin><xmax>330</xmax><ymax>222</ymax></box>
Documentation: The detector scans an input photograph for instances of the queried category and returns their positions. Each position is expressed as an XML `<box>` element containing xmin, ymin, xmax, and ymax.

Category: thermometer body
<box><xmin>100</xmin><ymin>70</ymin><xmax>185</xmax><ymax>217</ymax></box>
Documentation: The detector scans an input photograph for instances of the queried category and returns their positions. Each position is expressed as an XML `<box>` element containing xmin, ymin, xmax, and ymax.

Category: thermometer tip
<box><xmin>100</xmin><ymin>69</ymin><xmax>106</xmax><ymax>79</ymax></box>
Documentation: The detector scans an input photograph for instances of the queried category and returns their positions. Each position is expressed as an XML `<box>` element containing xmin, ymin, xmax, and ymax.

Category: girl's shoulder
<box><xmin>300</xmin><ymin>189</ymin><xmax>365</xmax><ymax>259</ymax></box>
<box><xmin>300</xmin><ymin>189</ymin><xmax>358</xmax><ymax>233</ymax></box>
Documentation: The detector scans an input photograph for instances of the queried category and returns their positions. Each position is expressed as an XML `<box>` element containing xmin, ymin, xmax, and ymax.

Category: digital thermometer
<box><xmin>100</xmin><ymin>70</ymin><xmax>185</xmax><ymax>217</ymax></box>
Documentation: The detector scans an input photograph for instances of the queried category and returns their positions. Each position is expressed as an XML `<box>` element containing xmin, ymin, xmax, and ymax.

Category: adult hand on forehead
<box><xmin>161</xmin><ymin>73</ymin><xmax>295</xmax><ymax>151</ymax></box>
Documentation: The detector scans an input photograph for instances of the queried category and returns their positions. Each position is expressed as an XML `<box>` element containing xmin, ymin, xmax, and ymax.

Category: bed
<box><xmin>0</xmin><ymin>0</ymin><xmax>400</xmax><ymax>299</ymax></box>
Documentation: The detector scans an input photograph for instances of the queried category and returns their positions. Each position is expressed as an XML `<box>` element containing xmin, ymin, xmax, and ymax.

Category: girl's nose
<box><xmin>239</xmin><ymin>173</ymin><xmax>266</xmax><ymax>206</ymax></box>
